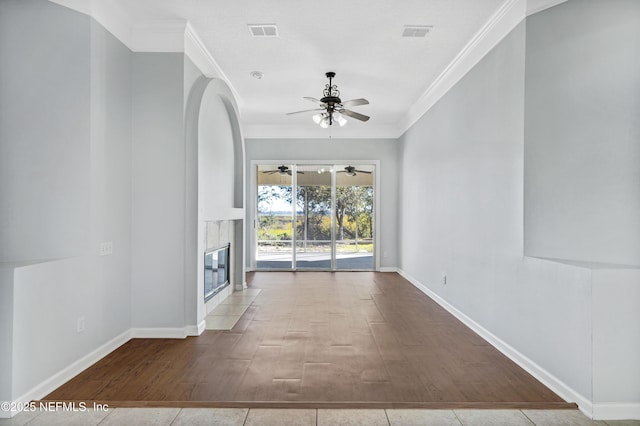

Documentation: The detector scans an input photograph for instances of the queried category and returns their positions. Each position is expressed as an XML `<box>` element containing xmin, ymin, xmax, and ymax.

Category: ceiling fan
<box><xmin>337</xmin><ymin>165</ymin><xmax>372</xmax><ymax>177</ymax></box>
<box><xmin>261</xmin><ymin>165</ymin><xmax>304</xmax><ymax>176</ymax></box>
<box><xmin>286</xmin><ymin>72</ymin><xmax>370</xmax><ymax>128</ymax></box>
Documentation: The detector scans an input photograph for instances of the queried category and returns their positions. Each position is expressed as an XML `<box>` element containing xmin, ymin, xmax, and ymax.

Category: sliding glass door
<box><xmin>335</xmin><ymin>165</ymin><xmax>374</xmax><ymax>270</ymax></box>
<box><xmin>295</xmin><ymin>165</ymin><xmax>333</xmax><ymax>269</ymax></box>
<box><xmin>255</xmin><ymin>163</ymin><xmax>375</xmax><ymax>271</ymax></box>
<box><xmin>256</xmin><ymin>165</ymin><xmax>294</xmax><ymax>269</ymax></box>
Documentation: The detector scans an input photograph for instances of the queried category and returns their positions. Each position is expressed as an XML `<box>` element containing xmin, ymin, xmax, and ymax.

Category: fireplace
<box><xmin>204</xmin><ymin>244</ymin><xmax>230</xmax><ymax>302</ymax></box>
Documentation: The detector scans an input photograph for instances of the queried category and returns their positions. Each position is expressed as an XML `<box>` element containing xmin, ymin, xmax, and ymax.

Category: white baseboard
<box><xmin>2</xmin><ymin>323</ymin><xmax>219</xmax><ymax>419</ymax></box>
<box><xmin>184</xmin><ymin>321</ymin><xmax>206</xmax><ymax>337</ymax></box>
<box><xmin>592</xmin><ymin>403</ymin><xmax>640</xmax><ymax>421</ymax></box>
<box><xmin>130</xmin><ymin>327</ymin><xmax>189</xmax><ymax>339</ymax></box>
<box><xmin>4</xmin><ymin>329</ymin><xmax>132</xmax><ymax>418</ymax></box>
<box><xmin>379</xmin><ymin>267</ymin><xmax>399</xmax><ymax>273</ymax></box>
<box><xmin>396</xmin><ymin>268</ymin><xmax>594</xmax><ymax>418</ymax></box>
<box><xmin>197</xmin><ymin>320</ymin><xmax>206</xmax><ymax>335</ymax></box>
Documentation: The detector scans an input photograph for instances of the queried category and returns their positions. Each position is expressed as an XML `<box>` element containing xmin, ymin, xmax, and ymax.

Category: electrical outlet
<box><xmin>442</xmin><ymin>273</ymin><xmax>447</xmax><ymax>285</ymax></box>
<box><xmin>99</xmin><ymin>242</ymin><xmax>113</xmax><ymax>256</ymax></box>
<box><xmin>77</xmin><ymin>316</ymin><xmax>85</xmax><ymax>333</ymax></box>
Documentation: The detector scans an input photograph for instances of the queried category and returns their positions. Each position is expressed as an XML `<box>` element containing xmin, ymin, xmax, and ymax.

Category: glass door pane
<box><xmin>295</xmin><ymin>165</ymin><xmax>333</xmax><ymax>269</ymax></box>
<box><xmin>256</xmin><ymin>165</ymin><xmax>294</xmax><ymax>269</ymax></box>
<box><xmin>335</xmin><ymin>165</ymin><xmax>374</xmax><ymax>270</ymax></box>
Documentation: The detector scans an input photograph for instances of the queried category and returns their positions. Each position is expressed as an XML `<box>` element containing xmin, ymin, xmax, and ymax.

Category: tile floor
<box><xmin>2</xmin><ymin>408</ymin><xmax>638</xmax><ymax>425</ymax></box>
<box><xmin>205</xmin><ymin>288</ymin><xmax>261</xmax><ymax>330</ymax></box>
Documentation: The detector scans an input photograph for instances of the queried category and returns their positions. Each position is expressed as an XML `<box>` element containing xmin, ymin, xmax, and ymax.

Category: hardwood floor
<box><xmin>43</xmin><ymin>272</ymin><xmax>574</xmax><ymax>409</ymax></box>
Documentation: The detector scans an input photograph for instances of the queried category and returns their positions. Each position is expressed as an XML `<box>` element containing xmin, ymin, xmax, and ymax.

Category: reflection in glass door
<box><xmin>295</xmin><ymin>165</ymin><xmax>333</xmax><ymax>269</ymax></box>
<box><xmin>255</xmin><ymin>163</ymin><xmax>375</xmax><ymax>271</ymax></box>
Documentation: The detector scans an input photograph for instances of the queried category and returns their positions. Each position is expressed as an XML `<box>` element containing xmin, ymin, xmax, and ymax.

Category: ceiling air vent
<box><xmin>248</xmin><ymin>24</ymin><xmax>279</xmax><ymax>37</ymax></box>
<box><xmin>402</xmin><ymin>25</ymin><xmax>432</xmax><ymax>38</ymax></box>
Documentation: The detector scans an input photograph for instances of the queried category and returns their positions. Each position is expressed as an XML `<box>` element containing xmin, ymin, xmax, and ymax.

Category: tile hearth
<box><xmin>205</xmin><ymin>288</ymin><xmax>261</xmax><ymax>330</ymax></box>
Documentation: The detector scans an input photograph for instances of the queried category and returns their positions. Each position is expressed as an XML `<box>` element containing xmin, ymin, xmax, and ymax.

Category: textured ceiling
<box><xmin>112</xmin><ymin>0</ymin><xmax>507</xmax><ymax>137</ymax></box>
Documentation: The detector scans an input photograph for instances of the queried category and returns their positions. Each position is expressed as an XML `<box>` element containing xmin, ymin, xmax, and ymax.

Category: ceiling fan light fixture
<box><xmin>334</xmin><ymin>112</ymin><xmax>347</xmax><ymax>127</ymax></box>
<box><xmin>287</xmin><ymin>72</ymin><xmax>370</xmax><ymax>127</ymax></box>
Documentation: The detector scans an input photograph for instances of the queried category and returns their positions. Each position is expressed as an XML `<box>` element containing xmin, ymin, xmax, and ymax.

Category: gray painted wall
<box><xmin>131</xmin><ymin>53</ymin><xmax>186</xmax><ymax>328</ymax></box>
<box><xmin>0</xmin><ymin>0</ymin><xmax>133</xmax><ymax>401</ymax></box>
<box><xmin>183</xmin><ymin>57</ymin><xmax>206</xmax><ymax>330</ymax></box>
<box><xmin>0</xmin><ymin>268</ymin><xmax>14</xmax><ymax>403</ymax></box>
<box><xmin>399</xmin><ymin>0</ymin><xmax>640</xmax><ymax>411</ymax></box>
<box><xmin>0</xmin><ymin>0</ymin><xmax>91</xmax><ymax>262</ymax></box>
<box><xmin>524</xmin><ymin>0</ymin><xmax>640</xmax><ymax>267</ymax></box>
<box><xmin>399</xmin><ymin>22</ymin><xmax>594</xmax><ymax>400</ymax></box>
<box><xmin>592</xmin><ymin>269</ymin><xmax>640</xmax><ymax>406</ymax></box>
<box><xmin>522</xmin><ymin>0</ymin><xmax>640</xmax><ymax>409</ymax></box>
<box><xmin>131</xmin><ymin>55</ymin><xmax>243</xmax><ymax>331</ymax></box>
<box><xmin>87</xmin><ymin>17</ymin><xmax>134</xmax><ymax>343</ymax></box>
<box><xmin>245</xmin><ymin>138</ymin><xmax>399</xmax><ymax>269</ymax></box>
<box><xmin>2</xmin><ymin>0</ymin><xmax>637</xmax><ymax>415</ymax></box>
<box><xmin>1</xmin><ymin>0</ymin><xmax>244</xmax><ymax>407</ymax></box>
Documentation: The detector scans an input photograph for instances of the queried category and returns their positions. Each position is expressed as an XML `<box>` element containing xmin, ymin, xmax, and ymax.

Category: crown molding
<box><xmin>396</xmin><ymin>0</ymin><xmax>568</xmax><ymax>138</ymax></box>
<box><xmin>397</xmin><ymin>0</ymin><xmax>527</xmax><ymax>136</ymax></box>
<box><xmin>130</xmin><ymin>20</ymin><xmax>187</xmax><ymax>52</ymax></box>
<box><xmin>184</xmin><ymin>23</ymin><xmax>243</xmax><ymax>108</ymax></box>
<box><xmin>49</xmin><ymin>0</ymin><xmax>568</xmax><ymax>140</ymax></box>
<box><xmin>47</xmin><ymin>0</ymin><xmax>242</xmax><ymax>106</ymax></box>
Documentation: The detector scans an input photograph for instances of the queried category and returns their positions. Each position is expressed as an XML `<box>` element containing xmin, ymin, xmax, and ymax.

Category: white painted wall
<box><xmin>524</xmin><ymin>0</ymin><xmax>640</xmax><ymax>267</ymax></box>
<box><xmin>245</xmin><ymin>138</ymin><xmax>399</xmax><ymax>269</ymax></box>
<box><xmin>399</xmin><ymin>21</ymin><xmax>594</xmax><ymax>404</ymax></box>
<box><xmin>199</xmin><ymin>87</ymin><xmax>236</xmax><ymax>215</ymax></box>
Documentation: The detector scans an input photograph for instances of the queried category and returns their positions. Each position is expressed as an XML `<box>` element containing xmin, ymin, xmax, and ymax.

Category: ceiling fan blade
<box><xmin>286</xmin><ymin>108</ymin><xmax>325</xmax><ymax>115</ymax></box>
<box><xmin>355</xmin><ymin>170</ymin><xmax>372</xmax><ymax>174</ymax></box>
<box><xmin>296</xmin><ymin>171</ymin><xmax>305</xmax><ymax>174</ymax></box>
<box><xmin>261</xmin><ymin>170</ymin><xmax>278</xmax><ymax>174</ymax></box>
<box><xmin>341</xmin><ymin>109</ymin><xmax>370</xmax><ymax>122</ymax></box>
<box><xmin>340</xmin><ymin>98</ymin><xmax>369</xmax><ymax>107</ymax></box>
<box><xmin>304</xmin><ymin>97</ymin><xmax>327</xmax><ymax>106</ymax></box>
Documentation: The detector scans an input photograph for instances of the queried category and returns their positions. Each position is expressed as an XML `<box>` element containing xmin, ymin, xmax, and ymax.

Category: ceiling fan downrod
<box><xmin>321</xmin><ymin>72</ymin><xmax>341</xmax><ymax>126</ymax></box>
